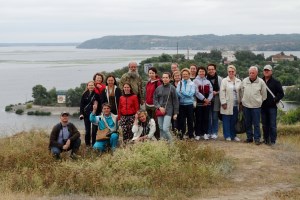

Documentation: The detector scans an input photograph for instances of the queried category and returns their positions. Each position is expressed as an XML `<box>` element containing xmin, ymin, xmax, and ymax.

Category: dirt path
<box><xmin>197</xmin><ymin>139</ymin><xmax>300</xmax><ymax>200</ymax></box>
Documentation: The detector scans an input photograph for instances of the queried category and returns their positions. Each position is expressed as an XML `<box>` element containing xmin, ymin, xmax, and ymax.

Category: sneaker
<box><xmin>211</xmin><ymin>134</ymin><xmax>218</xmax><ymax>139</ymax></box>
<box><xmin>183</xmin><ymin>134</ymin><xmax>189</xmax><ymax>139</ymax></box>
<box><xmin>195</xmin><ymin>136</ymin><xmax>201</xmax><ymax>141</ymax></box>
<box><xmin>234</xmin><ymin>137</ymin><xmax>241</xmax><ymax>142</ymax></box>
<box><xmin>225</xmin><ymin>137</ymin><xmax>231</xmax><ymax>141</ymax></box>
<box><xmin>70</xmin><ymin>154</ymin><xmax>79</xmax><ymax>160</ymax></box>
<box><xmin>203</xmin><ymin>134</ymin><xmax>209</xmax><ymax>140</ymax></box>
<box><xmin>255</xmin><ymin>140</ymin><xmax>261</xmax><ymax>145</ymax></box>
<box><xmin>53</xmin><ymin>153</ymin><xmax>61</xmax><ymax>160</ymax></box>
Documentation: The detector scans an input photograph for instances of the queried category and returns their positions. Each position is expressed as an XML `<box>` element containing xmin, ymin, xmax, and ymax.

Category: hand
<box><xmin>92</xmin><ymin>101</ymin><xmax>98</xmax><ymax>112</ymax></box>
<box><xmin>134</xmin><ymin>113</ymin><xmax>139</xmax><ymax>120</ymax></box>
<box><xmin>62</xmin><ymin>139</ymin><xmax>71</xmax><ymax>150</ymax></box>
<box><xmin>204</xmin><ymin>98</ymin><xmax>210</xmax><ymax>104</ymax></box>
<box><xmin>213</xmin><ymin>91</ymin><xmax>218</xmax><ymax>96</ymax></box>
<box><xmin>222</xmin><ymin>104</ymin><xmax>227</xmax><ymax>110</ymax></box>
<box><xmin>173</xmin><ymin>114</ymin><xmax>177</xmax><ymax>120</ymax></box>
<box><xmin>79</xmin><ymin>114</ymin><xmax>84</xmax><ymax>120</ymax></box>
<box><xmin>159</xmin><ymin>107</ymin><xmax>166</xmax><ymax>114</ymax></box>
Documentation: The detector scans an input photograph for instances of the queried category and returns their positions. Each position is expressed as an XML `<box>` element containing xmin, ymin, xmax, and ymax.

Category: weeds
<box><xmin>0</xmin><ymin>131</ymin><xmax>233</xmax><ymax>199</ymax></box>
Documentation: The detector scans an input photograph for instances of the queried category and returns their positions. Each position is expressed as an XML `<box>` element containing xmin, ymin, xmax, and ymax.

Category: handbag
<box><xmin>235</xmin><ymin>110</ymin><xmax>246</xmax><ymax>134</ymax></box>
<box><xmin>156</xmin><ymin>85</ymin><xmax>171</xmax><ymax>117</ymax></box>
<box><xmin>96</xmin><ymin>128</ymin><xmax>111</xmax><ymax>141</ymax></box>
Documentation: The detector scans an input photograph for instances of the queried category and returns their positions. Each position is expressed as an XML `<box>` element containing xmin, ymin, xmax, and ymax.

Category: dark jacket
<box><xmin>262</xmin><ymin>76</ymin><xmax>284</xmax><ymax>108</ymax></box>
<box><xmin>80</xmin><ymin>90</ymin><xmax>106</xmax><ymax>117</ymax></box>
<box><xmin>49</xmin><ymin>122</ymin><xmax>80</xmax><ymax>149</ymax></box>
<box><xmin>102</xmin><ymin>85</ymin><xmax>121</xmax><ymax>115</ymax></box>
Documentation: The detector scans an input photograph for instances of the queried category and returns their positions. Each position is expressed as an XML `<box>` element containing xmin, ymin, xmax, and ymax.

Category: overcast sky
<box><xmin>1</xmin><ymin>0</ymin><xmax>300</xmax><ymax>43</ymax></box>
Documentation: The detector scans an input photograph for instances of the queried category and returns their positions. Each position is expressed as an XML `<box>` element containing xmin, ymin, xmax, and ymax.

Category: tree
<box><xmin>32</xmin><ymin>85</ymin><xmax>49</xmax><ymax>105</ymax></box>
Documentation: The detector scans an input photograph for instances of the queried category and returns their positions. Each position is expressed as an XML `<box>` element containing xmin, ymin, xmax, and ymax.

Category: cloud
<box><xmin>0</xmin><ymin>0</ymin><xmax>300</xmax><ymax>42</ymax></box>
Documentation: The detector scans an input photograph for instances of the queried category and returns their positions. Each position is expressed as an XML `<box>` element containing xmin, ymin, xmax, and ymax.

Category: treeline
<box><xmin>30</xmin><ymin>50</ymin><xmax>300</xmax><ymax>107</ymax></box>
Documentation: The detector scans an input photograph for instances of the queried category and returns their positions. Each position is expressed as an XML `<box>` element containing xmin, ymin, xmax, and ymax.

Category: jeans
<box><xmin>222</xmin><ymin>106</ymin><xmax>238</xmax><ymax>139</ymax></box>
<box><xmin>157</xmin><ymin>115</ymin><xmax>172</xmax><ymax>142</ymax></box>
<box><xmin>195</xmin><ymin>106</ymin><xmax>209</xmax><ymax>136</ymax></box>
<box><xmin>51</xmin><ymin>137</ymin><xmax>81</xmax><ymax>156</ymax></box>
<box><xmin>93</xmin><ymin>133</ymin><xmax>119</xmax><ymax>152</ymax></box>
<box><xmin>84</xmin><ymin>117</ymin><xmax>98</xmax><ymax>146</ymax></box>
<box><xmin>207</xmin><ymin>105</ymin><xmax>219</xmax><ymax>135</ymax></box>
<box><xmin>178</xmin><ymin>104</ymin><xmax>194</xmax><ymax>138</ymax></box>
<box><xmin>261</xmin><ymin>107</ymin><xmax>277</xmax><ymax>144</ymax></box>
<box><xmin>243</xmin><ymin>107</ymin><xmax>261</xmax><ymax>141</ymax></box>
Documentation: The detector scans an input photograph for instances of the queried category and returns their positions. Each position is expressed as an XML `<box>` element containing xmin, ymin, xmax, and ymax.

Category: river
<box><xmin>0</xmin><ymin>46</ymin><xmax>299</xmax><ymax>137</ymax></box>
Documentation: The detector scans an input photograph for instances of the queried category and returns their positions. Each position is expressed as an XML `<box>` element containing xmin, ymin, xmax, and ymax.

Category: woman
<box><xmin>189</xmin><ymin>64</ymin><xmax>198</xmax><ymax>81</ymax></box>
<box><xmin>219</xmin><ymin>65</ymin><xmax>241</xmax><ymax>141</ymax></box>
<box><xmin>93</xmin><ymin>72</ymin><xmax>106</xmax><ymax>95</ymax></box>
<box><xmin>176</xmin><ymin>68</ymin><xmax>196</xmax><ymax>139</ymax></box>
<box><xmin>193</xmin><ymin>67</ymin><xmax>213</xmax><ymax>140</ymax></box>
<box><xmin>90</xmin><ymin>102</ymin><xmax>119</xmax><ymax>153</ymax></box>
<box><xmin>145</xmin><ymin>67</ymin><xmax>161</xmax><ymax>140</ymax></box>
<box><xmin>154</xmin><ymin>72</ymin><xmax>179</xmax><ymax>143</ymax></box>
<box><xmin>171</xmin><ymin>70</ymin><xmax>181</xmax><ymax>135</ymax></box>
<box><xmin>132</xmin><ymin>110</ymin><xmax>156</xmax><ymax>142</ymax></box>
<box><xmin>79</xmin><ymin>81</ymin><xmax>101</xmax><ymax>146</ymax></box>
<box><xmin>103</xmin><ymin>74</ymin><xmax>121</xmax><ymax>115</ymax></box>
<box><xmin>118</xmin><ymin>83</ymin><xmax>140</xmax><ymax>142</ymax></box>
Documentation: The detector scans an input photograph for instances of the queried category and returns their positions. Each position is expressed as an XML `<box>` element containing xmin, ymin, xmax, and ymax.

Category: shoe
<box><xmin>270</xmin><ymin>142</ymin><xmax>276</xmax><ymax>147</ymax></box>
<box><xmin>263</xmin><ymin>140</ymin><xmax>270</xmax><ymax>145</ymax></box>
<box><xmin>211</xmin><ymin>134</ymin><xmax>218</xmax><ymax>139</ymax></box>
<box><xmin>183</xmin><ymin>134</ymin><xmax>189</xmax><ymax>139</ymax></box>
<box><xmin>234</xmin><ymin>137</ymin><xmax>241</xmax><ymax>142</ymax></box>
<box><xmin>53</xmin><ymin>153</ymin><xmax>61</xmax><ymax>160</ymax></box>
<box><xmin>255</xmin><ymin>140</ymin><xmax>261</xmax><ymax>145</ymax></box>
<box><xmin>195</xmin><ymin>136</ymin><xmax>201</xmax><ymax>141</ymax></box>
<box><xmin>70</xmin><ymin>154</ymin><xmax>78</xmax><ymax>160</ymax></box>
<box><xmin>244</xmin><ymin>139</ymin><xmax>253</xmax><ymax>143</ymax></box>
<box><xmin>225</xmin><ymin>137</ymin><xmax>231</xmax><ymax>141</ymax></box>
<box><xmin>203</xmin><ymin>134</ymin><xmax>209</xmax><ymax>140</ymax></box>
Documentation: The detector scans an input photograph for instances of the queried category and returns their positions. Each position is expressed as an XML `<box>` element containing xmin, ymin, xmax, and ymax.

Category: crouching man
<box><xmin>49</xmin><ymin>112</ymin><xmax>81</xmax><ymax>160</ymax></box>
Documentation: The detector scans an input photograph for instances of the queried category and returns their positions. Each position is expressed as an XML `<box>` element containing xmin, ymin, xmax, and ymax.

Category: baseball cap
<box><xmin>263</xmin><ymin>65</ymin><xmax>273</xmax><ymax>71</ymax></box>
<box><xmin>61</xmin><ymin>111</ymin><xmax>70</xmax><ymax>116</ymax></box>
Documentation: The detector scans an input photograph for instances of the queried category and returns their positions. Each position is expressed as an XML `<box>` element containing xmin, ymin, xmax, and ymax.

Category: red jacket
<box><xmin>145</xmin><ymin>79</ymin><xmax>161</xmax><ymax>105</ymax></box>
<box><xmin>118</xmin><ymin>94</ymin><xmax>139</xmax><ymax>120</ymax></box>
<box><xmin>94</xmin><ymin>83</ymin><xmax>106</xmax><ymax>95</ymax></box>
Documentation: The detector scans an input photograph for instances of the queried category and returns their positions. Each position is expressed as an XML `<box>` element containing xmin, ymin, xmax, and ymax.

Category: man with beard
<box><xmin>119</xmin><ymin>61</ymin><xmax>144</xmax><ymax>105</ymax></box>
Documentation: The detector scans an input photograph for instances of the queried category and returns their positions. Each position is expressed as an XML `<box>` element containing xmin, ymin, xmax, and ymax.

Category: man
<box><xmin>239</xmin><ymin>66</ymin><xmax>267</xmax><ymax>145</ymax></box>
<box><xmin>261</xmin><ymin>65</ymin><xmax>284</xmax><ymax>145</ymax></box>
<box><xmin>49</xmin><ymin>112</ymin><xmax>81</xmax><ymax>159</ymax></box>
<box><xmin>206</xmin><ymin>63</ymin><xmax>222</xmax><ymax>139</ymax></box>
<box><xmin>119</xmin><ymin>61</ymin><xmax>143</xmax><ymax>104</ymax></box>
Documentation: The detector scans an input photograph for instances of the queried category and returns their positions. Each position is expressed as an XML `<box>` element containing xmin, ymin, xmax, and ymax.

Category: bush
<box><xmin>5</xmin><ymin>104</ymin><xmax>13</xmax><ymax>112</ymax></box>
<box><xmin>280</xmin><ymin>107</ymin><xmax>300</xmax><ymax>124</ymax></box>
<box><xmin>15</xmin><ymin>109</ymin><xmax>24</xmax><ymax>115</ymax></box>
<box><xmin>26</xmin><ymin>103</ymin><xmax>33</xmax><ymax>109</ymax></box>
<box><xmin>27</xmin><ymin>111</ymin><xmax>51</xmax><ymax>116</ymax></box>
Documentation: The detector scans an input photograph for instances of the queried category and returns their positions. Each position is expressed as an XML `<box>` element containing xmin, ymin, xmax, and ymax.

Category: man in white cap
<box><xmin>261</xmin><ymin>65</ymin><xmax>284</xmax><ymax>146</ymax></box>
<box><xmin>49</xmin><ymin>112</ymin><xmax>81</xmax><ymax>159</ymax></box>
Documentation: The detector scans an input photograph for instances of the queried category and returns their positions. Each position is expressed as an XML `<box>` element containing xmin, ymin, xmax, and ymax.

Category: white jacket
<box><xmin>239</xmin><ymin>77</ymin><xmax>267</xmax><ymax>108</ymax></box>
<box><xmin>132</xmin><ymin>119</ymin><xmax>156</xmax><ymax>141</ymax></box>
<box><xmin>219</xmin><ymin>76</ymin><xmax>241</xmax><ymax>115</ymax></box>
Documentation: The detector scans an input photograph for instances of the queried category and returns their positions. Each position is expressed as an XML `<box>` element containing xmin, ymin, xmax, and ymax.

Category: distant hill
<box><xmin>77</xmin><ymin>34</ymin><xmax>300</xmax><ymax>51</ymax></box>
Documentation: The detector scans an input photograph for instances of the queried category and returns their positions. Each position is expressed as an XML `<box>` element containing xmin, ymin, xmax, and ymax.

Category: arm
<box><xmin>275</xmin><ymin>80</ymin><xmax>284</xmax><ymax>102</ymax></box>
<box><xmin>261</xmin><ymin>80</ymin><xmax>267</xmax><ymax>101</ymax></box>
<box><xmin>49</xmin><ymin>124</ymin><xmax>63</xmax><ymax>149</ymax></box>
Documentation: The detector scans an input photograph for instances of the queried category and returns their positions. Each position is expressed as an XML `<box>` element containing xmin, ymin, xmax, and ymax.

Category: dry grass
<box><xmin>0</xmin><ymin>130</ymin><xmax>233</xmax><ymax>199</ymax></box>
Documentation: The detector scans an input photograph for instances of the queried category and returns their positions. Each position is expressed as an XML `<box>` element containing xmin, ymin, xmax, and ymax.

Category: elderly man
<box><xmin>49</xmin><ymin>112</ymin><xmax>81</xmax><ymax>160</ymax></box>
<box><xmin>261</xmin><ymin>65</ymin><xmax>284</xmax><ymax>146</ymax></box>
<box><xmin>119</xmin><ymin>61</ymin><xmax>143</xmax><ymax>104</ymax></box>
<box><xmin>239</xmin><ymin>66</ymin><xmax>267</xmax><ymax>145</ymax></box>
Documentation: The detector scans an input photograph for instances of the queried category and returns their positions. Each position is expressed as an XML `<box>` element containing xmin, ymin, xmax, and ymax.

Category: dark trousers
<box><xmin>261</xmin><ymin>107</ymin><xmax>277</xmax><ymax>144</ymax></box>
<box><xmin>146</xmin><ymin>105</ymin><xmax>160</xmax><ymax>140</ymax></box>
<box><xmin>51</xmin><ymin>138</ymin><xmax>81</xmax><ymax>156</ymax></box>
<box><xmin>195</xmin><ymin>105</ymin><xmax>209</xmax><ymax>136</ymax></box>
<box><xmin>178</xmin><ymin>104</ymin><xmax>194</xmax><ymax>138</ymax></box>
<box><xmin>84</xmin><ymin>117</ymin><xmax>98</xmax><ymax>146</ymax></box>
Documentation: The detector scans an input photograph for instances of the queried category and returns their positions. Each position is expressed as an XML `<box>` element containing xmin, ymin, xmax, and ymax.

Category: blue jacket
<box><xmin>176</xmin><ymin>79</ymin><xmax>196</xmax><ymax>105</ymax></box>
<box><xmin>90</xmin><ymin>113</ymin><xmax>118</xmax><ymax>132</ymax></box>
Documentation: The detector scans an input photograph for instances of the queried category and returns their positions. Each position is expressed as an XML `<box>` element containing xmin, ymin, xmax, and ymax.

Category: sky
<box><xmin>1</xmin><ymin>0</ymin><xmax>300</xmax><ymax>43</ymax></box>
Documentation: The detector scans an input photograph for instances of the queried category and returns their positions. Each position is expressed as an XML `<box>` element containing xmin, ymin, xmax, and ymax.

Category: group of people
<box><xmin>49</xmin><ymin>61</ymin><xmax>284</xmax><ymax>159</ymax></box>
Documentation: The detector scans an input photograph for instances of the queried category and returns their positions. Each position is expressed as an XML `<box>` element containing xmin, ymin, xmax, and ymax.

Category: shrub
<box><xmin>15</xmin><ymin>109</ymin><xmax>24</xmax><ymax>115</ymax></box>
<box><xmin>27</xmin><ymin>111</ymin><xmax>51</xmax><ymax>116</ymax></box>
<box><xmin>5</xmin><ymin>104</ymin><xmax>13</xmax><ymax>112</ymax></box>
<box><xmin>280</xmin><ymin>107</ymin><xmax>300</xmax><ymax>124</ymax></box>
<box><xmin>26</xmin><ymin>103</ymin><xmax>33</xmax><ymax>109</ymax></box>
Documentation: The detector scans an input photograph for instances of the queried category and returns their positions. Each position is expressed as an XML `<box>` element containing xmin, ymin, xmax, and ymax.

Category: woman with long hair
<box><xmin>79</xmin><ymin>81</ymin><xmax>101</xmax><ymax>146</ymax></box>
<box><xmin>93</xmin><ymin>72</ymin><xmax>106</xmax><ymax>95</ymax></box>
<box><xmin>118</xmin><ymin>83</ymin><xmax>140</xmax><ymax>142</ymax></box>
<box><xmin>103</xmin><ymin>74</ymin><xmax>121</xmax><ymax>115</ymax></box>
<box><xmin>154</xmin><ymin>72</ymin><xmax>179</xmax><ymax>143</ymax></box>
<box><xmin>132</xmin><ymin>110</ymin><xmax>156</xmax><ymax>142</ymax></box>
